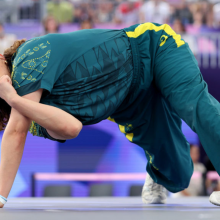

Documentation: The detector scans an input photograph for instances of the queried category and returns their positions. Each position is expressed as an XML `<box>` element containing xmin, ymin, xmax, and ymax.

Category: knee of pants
<box><xmin>149</xmin><ymin>161</ymin><xmax>193</xmax><ymax>193</ymax></box>
<box><xmin>171</xmin><ymin>165</ymin><xmax>193</xmax><ymax>193</ymax></box>
<box><xmin>168</xmin><ymin>163</ymin><xmax>194</xmax><ymax>193</ymax></box>
<box><xmin>159</xmin><ymin>172</ymin><xmax>193</xmax><ymax>193</ymax></box>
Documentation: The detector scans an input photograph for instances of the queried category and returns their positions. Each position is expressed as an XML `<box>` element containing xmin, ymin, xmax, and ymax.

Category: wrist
<box><xmin>8</xmin><ymin>93</ymin><xmax>20</xmax><ymax>108</ymax></box>
<box><xmin>0</xmin><ymin>195</ymin><xmax>7</xmax><ymax>206</ymax></box>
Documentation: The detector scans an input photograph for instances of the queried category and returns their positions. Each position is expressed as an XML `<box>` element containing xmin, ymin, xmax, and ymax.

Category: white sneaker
<box><xmin>209</xmin><ymin>191</ymin><xmax>220</xmax><ymax>206</ymax></box>
<box><xmin>142</xmin><ymin>173</ymin><xmax>167</xmax><ymax>204</ymax></box>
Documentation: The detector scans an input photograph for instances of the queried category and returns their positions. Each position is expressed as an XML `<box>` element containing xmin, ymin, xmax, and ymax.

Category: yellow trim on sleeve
<box><xmin>126</xmin><ymin>22</ymin><xmax>185</xmax><ymax>48</ymax></box>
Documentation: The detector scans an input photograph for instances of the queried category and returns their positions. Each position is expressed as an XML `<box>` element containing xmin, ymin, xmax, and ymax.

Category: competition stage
<box><xmin>1</xmin><ymin>172</ymin><xmax>220</xmax><ymax>220</ymax></box>
<box><xmin>0</xmin><ymin>197</ymin><xmax>219</xmax><ymax>220</ymax></box>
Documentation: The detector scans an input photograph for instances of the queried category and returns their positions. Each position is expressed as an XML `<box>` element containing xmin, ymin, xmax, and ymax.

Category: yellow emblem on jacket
<box><xmin>160</xmin><ymin>35</ymin><xmax>168</xmax><ymax>46</ymax></box>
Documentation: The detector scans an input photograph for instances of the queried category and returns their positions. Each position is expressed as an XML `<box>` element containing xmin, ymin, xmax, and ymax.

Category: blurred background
<box><xmin>0</xmin><ymin>0</ymin><xmax>220</xmax><ymax>198</ymax></box>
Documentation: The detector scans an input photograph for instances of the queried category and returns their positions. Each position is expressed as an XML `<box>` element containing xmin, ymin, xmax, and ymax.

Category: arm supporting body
<box><xmin>0</xmin><ymin>88</ymin><xmax>82</xmax><ymax>207</ymax></box>
<box><xmin>0</xmin><ymin>109</ymin><xmax>31</xmax><ymax>202</ymax></box>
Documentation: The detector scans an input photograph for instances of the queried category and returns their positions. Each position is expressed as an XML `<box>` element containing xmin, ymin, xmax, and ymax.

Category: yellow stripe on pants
<box><xmin>107</xmin><ymin>117</ymin><xmax>134</xmax><ymax>142</ymax></box>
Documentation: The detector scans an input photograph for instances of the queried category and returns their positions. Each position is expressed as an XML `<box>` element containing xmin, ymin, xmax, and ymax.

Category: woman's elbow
<box><xmin>62</xmin><ymin>122</ymin><xmax>83</xmax><ymax>139</ymax></box>
<box><xmin>73</xmin><ymin>122</ymin><xmax>83</xmax><ymax>138</ymax></box>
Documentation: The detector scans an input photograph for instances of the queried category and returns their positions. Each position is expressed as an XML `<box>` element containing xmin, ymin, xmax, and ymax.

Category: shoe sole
<box><xmin>209</xmin><ymin>198</ymin><xmax>220</xmax><ymax>207</ymax></box>
<box><xmin>142</xmin><ymin>197</ymin><xmax>166</xmax><ymax>204</ymax></box>
<box><xmin>209</xmin><ymin>193</ymin><xmax>220</xmax><ymax>207</ymax></box>
<box><xmin>209</xmin><ymin>200</ymin><xmax>220</xmax><ymax>206</ymax></box>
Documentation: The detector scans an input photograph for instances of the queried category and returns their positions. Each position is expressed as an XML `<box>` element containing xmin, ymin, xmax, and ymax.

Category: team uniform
<box><xmin>11</xmin><ymin>23</ymin><xmax>220</xmax><ymax>193</ymax></box>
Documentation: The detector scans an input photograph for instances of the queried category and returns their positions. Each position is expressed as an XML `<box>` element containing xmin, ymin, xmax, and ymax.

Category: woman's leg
<box><xmin>154</xmin><ymin>41</ymin><xmax>220</xmax><ymax>175</ymax></box>
<box><xmin>131</xmin><ymin>86</ymin><xmax>193</xmax><ymax>192</ymax></box>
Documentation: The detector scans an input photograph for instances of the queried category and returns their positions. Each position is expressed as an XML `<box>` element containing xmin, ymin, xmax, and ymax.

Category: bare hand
<box><xmin>0</xmin><ymin>75</ymin><xmax>17</xmax><ymax>104</ymax></box>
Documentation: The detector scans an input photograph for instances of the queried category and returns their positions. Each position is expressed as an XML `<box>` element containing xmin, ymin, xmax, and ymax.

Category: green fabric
<box><xmin>12</xmin><ymin>29</ymin><xmax>134</xmax><ymax>140</ymax></box>
<box><xmin>110</xmin><ymin>23</ymin><xmax>220</xmax><ymax>193</ymax></box>
<box><xmin>107</xmin><ymin>23</ymin><xmax>195</xmax><ymax>192</ymax></box>
<box><xmin>12</xmin><ymin>23</ymin><xmax>220</xmax><ymax>193</ymax></box>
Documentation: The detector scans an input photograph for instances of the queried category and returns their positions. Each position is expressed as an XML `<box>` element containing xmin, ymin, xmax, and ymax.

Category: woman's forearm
<box><xmin>0</xmin><ymin>130</ymin><xmax>27</xmax><ymax>201</ymax></box>
<box><xmin>9</xmin><ymin>94</ymin><xmax>82</xmax><ymax>139</ymax></box>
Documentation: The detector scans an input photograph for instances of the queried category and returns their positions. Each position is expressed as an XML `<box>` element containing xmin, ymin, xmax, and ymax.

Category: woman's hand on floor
<box><xmin>0</xmin><ymin>202</ymin><xmax>4</xmax><ymax>208</ymax></box>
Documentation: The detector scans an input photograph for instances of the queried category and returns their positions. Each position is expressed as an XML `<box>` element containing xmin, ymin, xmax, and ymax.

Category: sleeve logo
<box><xmin>160</xmin><ymin>35</ymin><xmax>168</xmax><ymax>47</ymax></box>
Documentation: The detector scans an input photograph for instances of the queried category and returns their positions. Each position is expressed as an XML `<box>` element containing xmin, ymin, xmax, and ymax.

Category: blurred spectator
<box><xmin>47</xmin><ymin>0</ymin><xmax>74</xmax><ymax>23</ymax></box>
<box><xmin>205</xmin><ymin>8</ymin><xmax>214</xmax><ymax>29</ymax></box>
<box><xmin>80</xmin><ymin>18</ymin><xmax>94</xmax><ymax>30</ymax></box>
<box><xmin>73</xmin><ymin>6</ymin><xmax>83</xmax><ymax>23</ymax></box>
<box><xmin>169</xmin><ymin>0</ymin><xmax>193</xmax><ymax>25</ymax></box>
<box><xmin>114</xmin><ymin>0</ymin><xmax>141</xmax><ymax>25</ymax></box>
<box><xmin>140</xmin><ymin>0</ymin><xmax>170</xmax><ymax>24</ymax></box>
<box><xmin>186</xmin><ymin>4</ymin><xmax>205</xmax><ymax>34</ymax></box>
<box><xmin>0</xmin><ymin>0</ymin><xmax>18</xmax><ymax>23</ymax></box>
<box><xmin>0</xmin><ymin>23</ymin><xmax>16</xmax><ymax>54</ymax></box>
<box><xmin>204</xmin><ymin>157</ymin><xmax>220</xmax><ymax>195</ymax></box>
<box><xmin>187</xmin><ymin>2</ymin><xmax>218</xmax><ymax>33</ymax></box>
<box><xmin>96</xmin><ymin>2</ymin><xmax>114</xmax><ymax>23</ymax></box>
<box><xmin>34</xmin><ymin>15</ymin><xmax>59</xmax><ymax>37</ymax></box>
<box><xmin>19</xmin><ymin>0</ymin><xmax>39</xmax><ymax>21</ymax></box>
<box><xmin>198</xmin><ymin>2</ymin><xmax>217</xmax><ymax>32</ymax></box>
<box><xmin>192</xmin><ymin>7</ymin><xmax>204</xmax><ymax>29</ymax></box>
<box><xmin>73</xmin><ymin>5</ymin><xmax>88</xmax><ymax>23</ymax></box>
<box><xmin>172</xmin><ymin>18</ymin><xmax>186</xmax><ymax>33</ymax></box>
<box><xmin>43</xmin><ymin>16</ymin><xmax>60</xmax><ymax>34</ymax></box>
<box><xmin>172</xmin><ymin>19</ymin><xmax>198</xmax><ymax>55</ymax></box>
<box><xmin>174</xmin><ymin>144</ymin><xmax>206</xmax><ymax>197</ymax></box>
<box><xmin>200</xmin><ymin>0</ymin><xmax>212</xmax><ymax>16</ymax></box>
<box><xmin>190</xmin><ymin>144</ymin><xmax>206</xmax><ymax>175</ymax></box>
<box><xmin>213</xmin><ymin>3</ymin><xmax>220</xmax><ymax>27</ymax></box>
<box><xmin>73</xmin><ymin>3</ymin><xmax>95</xmax><ymax>24</ymax></box>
